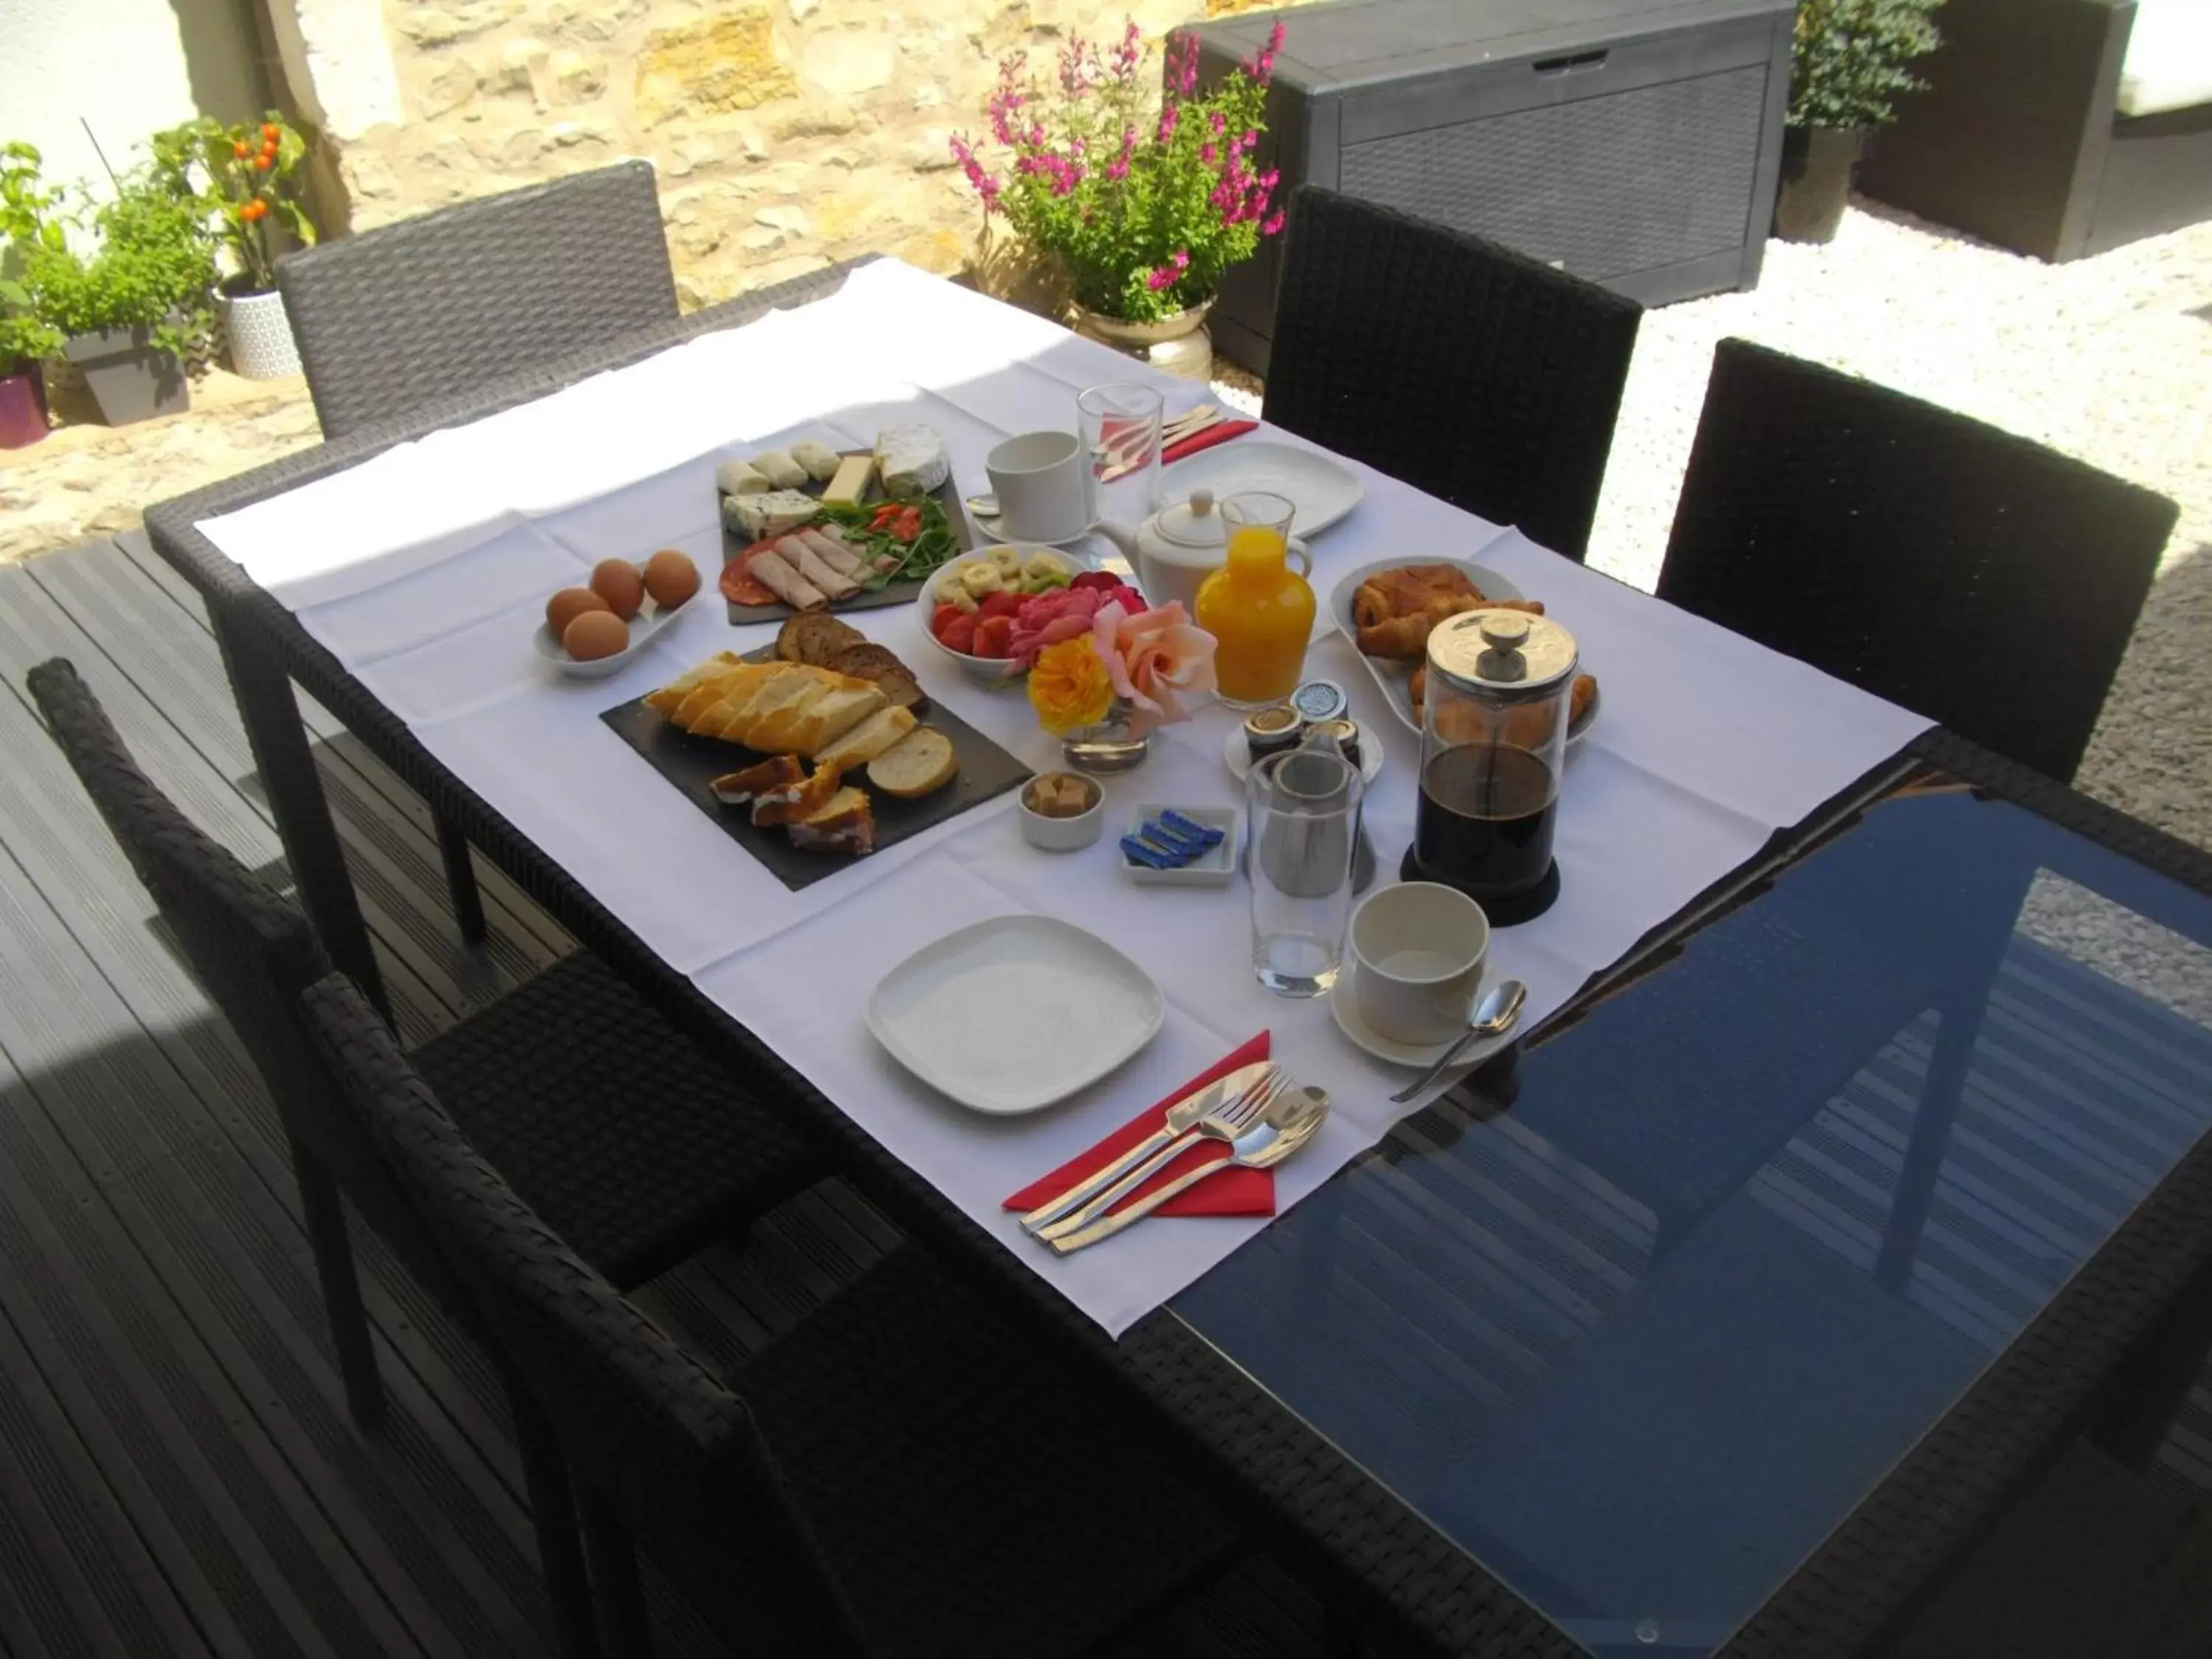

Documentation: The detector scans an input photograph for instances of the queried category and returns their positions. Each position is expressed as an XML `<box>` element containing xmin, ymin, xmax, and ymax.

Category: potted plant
<box><xmin>18</xmin><ymin>163</ymin><xmax>216</xmax><ymax>425</ymax></box>
<box><xmin>159</xmin><ymin>114</ymin><xmax>315</xmax><ymax>379</ymax></box>
<box><xmin>0</xmin><ymin>144</ymin><xmax>66</xmax><ymax>448</ymax></box>
<box><xmin>951</xmin><ymin>20</ymin><xmax>1287</xmax><ymax>381</ymax></box>
<box><xmin>1778</xmin><ymin>0</ymin><xmax>1944</xmax><ymax>243</ymax></box>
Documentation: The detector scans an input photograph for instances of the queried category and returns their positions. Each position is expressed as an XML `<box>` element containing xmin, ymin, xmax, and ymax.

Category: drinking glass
<box><xmin>1077</xmin><ymin>382</ymin><xmax>1164</xmax><ymax>540</ymax></box>
<box><xmin>1248</xmin><ymin>746</ymin><xmax>1365</xmax><ymax>997</ymax></box>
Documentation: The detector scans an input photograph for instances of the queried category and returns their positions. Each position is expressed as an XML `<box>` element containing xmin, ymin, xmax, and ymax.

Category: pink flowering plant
<box><xmin>950</xmin><ymin>20</ymin><xmax>1287</xmax><ymax>324</ymax></box>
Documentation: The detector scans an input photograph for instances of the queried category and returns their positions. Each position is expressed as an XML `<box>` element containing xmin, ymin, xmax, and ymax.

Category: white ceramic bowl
<box><xmin>1018</xmin><ymin>772</ymin><xmax>1105</xmax><ymax>852</ymax></box>
<box><xmin>917</xmin><ymin>546</ymin><xmax>1086</xmax><ymax>684</ymax></box>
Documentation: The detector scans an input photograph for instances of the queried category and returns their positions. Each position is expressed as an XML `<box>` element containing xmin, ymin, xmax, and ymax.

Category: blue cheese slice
<box><xmin>874</xmin><ymin>423</ymin><xmax>949</xmax><ymax>496</ymax></box>
<box><xmin>722</xmin><ymin>490</ymin><xmax>820</xmax><ymax>540</ymax></box>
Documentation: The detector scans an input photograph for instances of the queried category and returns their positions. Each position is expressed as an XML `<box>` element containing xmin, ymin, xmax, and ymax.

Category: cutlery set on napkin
<box><xmin>1003</xmin><ymin>1034</ymin><xmax>1329</xmax><ymax>1253</ymax></box>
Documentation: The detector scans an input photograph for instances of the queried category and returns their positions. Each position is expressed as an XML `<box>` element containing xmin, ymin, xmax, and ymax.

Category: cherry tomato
<box><xmin>255</xmin><ymin>155</ymin><xmax>273</xmax><ymax>171</ymax></box>
<box><xmin>233</xmin><ymin>141</ymin><xmax>251</xmax><ymax>159</ymax></box>
<box><xmin>892</xmin><ymin>507</ymin><xmax>923</xmax><ymax>543</ymax></box>
<box><xmin>262</xmin><ymin>122</ymin><xmax>281</xmax><ymax>142</ymax></box>
<box><xmin>869</xmin><ymin>504</ymin><xmax>900</xmax><ymax>530</ymax></box>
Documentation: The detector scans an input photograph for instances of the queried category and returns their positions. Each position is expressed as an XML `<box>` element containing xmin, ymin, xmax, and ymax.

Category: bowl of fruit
<box><xmin>922</xmin><ymin>547</ymin><xmax>1151</xmax><ymax>684</ymax></box>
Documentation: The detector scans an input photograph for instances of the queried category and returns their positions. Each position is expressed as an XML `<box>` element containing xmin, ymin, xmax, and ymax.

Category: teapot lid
<box><xmin>1153</xmin><ymin>487</ymin><xmax>1228</xmax><ymax>549</ymax></box>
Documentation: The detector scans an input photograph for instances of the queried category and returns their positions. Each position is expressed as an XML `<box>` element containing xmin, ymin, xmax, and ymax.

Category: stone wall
<box><xmin>296</xmin><ymin>0</ymin><xmax>1309</xmax><ymax>310</ymax></box>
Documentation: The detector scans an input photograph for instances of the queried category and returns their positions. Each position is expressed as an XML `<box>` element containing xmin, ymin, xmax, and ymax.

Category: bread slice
<box><xmin>751</xmin><ymin>760</ymin><xmax>846</xmax><ymax>827</ymax></box>
<box><xmin>782</xmin><ymin>683</ymin><xmax>884</xmax><ymax>757</ymax></box>
<box><xmin>815</xmin><ymin>705</ymin><xmax>917</xmax><ymax>770</ymax></box>
<box><xmin>865</xmin><ymin>727</ymin><xmax>957</xmax><ymax>799</ymax></box>
<box><xmin>743</xmin><ymin>679</ymin><xmax>835</xmax><ymax>753</ymax></box>
<box><xmin>776</xmin><ymin>611</ymin><xmax>864</xmax><ymax>667</ymax></box>
<box><xmin>829</xmin><ymin>643</ymin><xmax>925</xmax><ymax>712</ymax></box>
<box><xmin>709</xmin><ymin>754</ymin><xmax>803</xmax><ymax>806</ymax></box>
<box><xmin>787</xmin><ymin>785</ymin><xmax>874</xmax><ymax>855</ymax></box>
<box><xmin>647</xmin><ymin>652</ymin><xmax>744</xmax><ymax>714</ymax></box>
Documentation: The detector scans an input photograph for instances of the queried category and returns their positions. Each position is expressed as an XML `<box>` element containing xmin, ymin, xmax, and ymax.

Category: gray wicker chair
<box><xmin>276</xmin><ymin>159</ymin><xmax>680</xmax><ymax>941</ymax></box>
<box><xmin>1657</xmin><ymin>339</ymin><xmax>2177</xmax><ymax>783</ymax></box>
<box><xmin>305</xmin><ymin>969</ymin><xmax>1243</xmax><ymax>1659</ymax></box>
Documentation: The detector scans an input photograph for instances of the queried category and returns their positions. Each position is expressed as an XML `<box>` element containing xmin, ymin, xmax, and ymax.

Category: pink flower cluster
<box><xmin>1164</xmin><ymin>31</ymin><xmax>1203</xmax><ymax>97</ymax></box>
<box><xmin>1008</xmin><ymin>580</ymin><xmax>1148</xmax><ymax>669</ymax></box>
<box><xmin>1146</xmin><ymin>248</ymin><xmax>1190</xmax><ymax>291</ymax></box>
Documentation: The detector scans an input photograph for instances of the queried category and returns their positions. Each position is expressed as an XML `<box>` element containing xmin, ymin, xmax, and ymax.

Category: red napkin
<box><xmin>1163</xmin><ymin>418</ymin><xmax>1257</xmax><ymax>465</ymax></box>
<box><xmin>1003</xmin><ymin>1033</ymin><xmax>1276</xmax><ymax>1220</ymax></box>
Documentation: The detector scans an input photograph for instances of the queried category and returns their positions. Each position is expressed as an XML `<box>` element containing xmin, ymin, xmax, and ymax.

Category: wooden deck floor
<box><xmin>0</xmin><ymin>534</ymin><xmax>2204</xmax><ymax>1658</ymax></box>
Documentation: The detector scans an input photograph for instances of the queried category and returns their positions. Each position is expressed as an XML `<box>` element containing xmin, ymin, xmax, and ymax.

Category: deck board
<box><xmin>0</xmin><ymin>533</ymin><xmax>2199</xmax><ymax>1659</ymax></box>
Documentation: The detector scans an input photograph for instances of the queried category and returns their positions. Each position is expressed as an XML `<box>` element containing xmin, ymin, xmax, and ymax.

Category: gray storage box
<box><xmin>1183</xmin><ymin>0</ymin><xmax>1795</xmax><ymax>373</ymax></box>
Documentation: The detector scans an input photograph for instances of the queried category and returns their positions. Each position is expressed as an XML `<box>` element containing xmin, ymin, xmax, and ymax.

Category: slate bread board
<box><xmin>723</xmin><ymin>450</ymin><xmax>973</xmax><ymax>624</ymax></box>
<box><xmin>598</xmin><ymin>653</ymin><xmax>1030</xmax><ymax>893</ymax></box>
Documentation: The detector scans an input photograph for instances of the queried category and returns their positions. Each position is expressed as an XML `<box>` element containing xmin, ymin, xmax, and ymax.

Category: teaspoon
<box><xmin>1391</xmin><ymin>978</ymin><xmax>1527</xmax><ymax>1102</ymax></box>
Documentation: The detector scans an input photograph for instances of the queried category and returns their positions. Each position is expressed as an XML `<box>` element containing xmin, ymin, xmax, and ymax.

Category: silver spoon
<box><xmin>1046</xmin><ymin>1086</ymin><xmax>1330</xmax><ymax>1253</ymax></box>
<box><xmin>1390</xmin><ymin>978</ymin><xmax>1527</xmax><ymax>1102</ymax></box>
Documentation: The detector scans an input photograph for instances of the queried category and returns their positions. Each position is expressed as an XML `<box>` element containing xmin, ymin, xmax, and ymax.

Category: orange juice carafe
<box><xmin>1195</xmin><ymin>493</ymin><xmax>1315</xmax><ymax>707</ymax></box>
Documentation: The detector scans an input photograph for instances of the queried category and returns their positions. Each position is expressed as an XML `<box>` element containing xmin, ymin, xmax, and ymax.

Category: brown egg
<box><xmin>641</xmin><ymin>548</ymin><xmax>700</xmax><ymax>611</ymax></box>
<box><xmin>590</xmin><ymin>558</ymin><xmax>645</xmax><ymax>619</ymax></box>
<box><xmin>546</xmin><ymin>586</ymin><xmax>610</xmax><ymax>638</ymax></box>
<box><xmin>563</xmin><ymin>608</ymin><xmax>630</xmax><ymax>661</ymax></box>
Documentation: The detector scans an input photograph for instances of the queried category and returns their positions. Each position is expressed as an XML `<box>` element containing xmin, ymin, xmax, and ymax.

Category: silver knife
<box><xmin>1017</xmin><ymin>1060</ymin><xmax>1273</xmax><ymax>1234</ymax></box>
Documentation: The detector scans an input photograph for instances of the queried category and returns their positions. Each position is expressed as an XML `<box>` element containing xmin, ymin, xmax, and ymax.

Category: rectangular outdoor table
<box><xmin>144</xmin><ymin>259</ymin><xmax>2212</xmax><ymax>1658</ymax></box>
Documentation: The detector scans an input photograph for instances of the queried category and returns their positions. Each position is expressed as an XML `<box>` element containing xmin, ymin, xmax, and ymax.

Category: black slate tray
<box><xmin>722</xmin><ymin>450</ymin><xmax>973</xmax><ymax>625</ymax></box>
<box><xmin>598</xmin><ymin>650</ymin><xmax>1030</xmax><ymax>893</ymax></box>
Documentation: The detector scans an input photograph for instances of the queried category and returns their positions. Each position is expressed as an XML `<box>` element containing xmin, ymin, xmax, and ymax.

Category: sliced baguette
<box><xmin>743</xmin><ymin>680</ymin><xmax>835</xmax><ymax>752</ymax></box>
<box><xmin>646</xmin><ymin>652</ymin><xmax>745</xmax><ymax>714</ymax></box>
<box><xmin>709</xmin><ymin>754</ymin><xmax>804</xmax><ymax>806</ymax></box>
<box><xmin>787</xmin><ymin>785</ymin><xmax>874</xmax><ymax>855</ymax></box>
<box><xmin>782</xmin><ymin>683</ymin><xmax>884</xmax><ymax>756</ymax></box>
<box><xmin>815</xmin><ymin>705</ymin><xmax>917</xmax><ymax>770</ymax></box>
<box><xmin>750</xmin><ymin>760</ymin><xmax>846</xmax><ymax>827</ymax></box>
<box><xmin>865</xmin><ymin>727</ymin><xmax>957</xmax><ymax>799</ymax></box>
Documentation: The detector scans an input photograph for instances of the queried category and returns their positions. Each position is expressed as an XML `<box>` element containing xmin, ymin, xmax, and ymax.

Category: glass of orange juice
<box><xmin>1197</xmin><ymin>492</ymin><xmax>1315</xmax><ymax>707</ymax></box>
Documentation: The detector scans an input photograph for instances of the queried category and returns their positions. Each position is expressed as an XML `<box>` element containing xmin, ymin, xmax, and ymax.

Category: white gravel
<box><xmin>1215</xmin><ymin>201</ymin><xmax>2212</xmax><ymax>849</ymax></box>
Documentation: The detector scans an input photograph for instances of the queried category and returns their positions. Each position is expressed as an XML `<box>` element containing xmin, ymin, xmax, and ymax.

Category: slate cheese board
<box><xmin>722</xmin><ymin>451</ymin><xmax>974</xmax><ymax>625</ymax></box>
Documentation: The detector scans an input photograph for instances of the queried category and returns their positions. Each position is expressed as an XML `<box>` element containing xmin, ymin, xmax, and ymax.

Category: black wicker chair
<box><xmin>27</xmin><ymin>659</ymin><xmax>824</xmax><ymax>1655</ymax></box>
<box><xmin>1657</xmin><ymin>340</ymin><xmax>2178</xmax><ymax>784</ymax></box>
<box><xmin>1262</xmin><ymin>185</ymin><xmax>1642</xmax><ymax>562</ymax></box>
<box><xmin>304</xmin><ymin>970</ymin><xmax>1242</xmax><ymax>1659</ymax></box>
<box><xmin>276</xmin><ymin>159</ymin><xmax>680</xmax><ymax>941</ymax></box>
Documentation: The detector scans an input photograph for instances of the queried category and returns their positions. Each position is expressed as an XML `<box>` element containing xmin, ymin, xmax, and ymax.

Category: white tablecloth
<box><xmin>200</xmin><ymin>260</ymin><xmax>1932</xmax><ymax>1335</ymax></box>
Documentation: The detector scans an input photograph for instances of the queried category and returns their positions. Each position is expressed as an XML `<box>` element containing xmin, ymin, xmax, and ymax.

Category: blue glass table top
<box><xmin>1173</xmin><ymin>782</ymin><xmax>2212</xmax><ymax>1656</ymax></box>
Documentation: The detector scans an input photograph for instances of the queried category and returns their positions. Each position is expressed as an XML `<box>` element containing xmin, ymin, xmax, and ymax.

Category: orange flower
<box><xmin>1026</xmin><ymin>636</ymin><xmax>1115</xmax><ymax>734</ymax></box>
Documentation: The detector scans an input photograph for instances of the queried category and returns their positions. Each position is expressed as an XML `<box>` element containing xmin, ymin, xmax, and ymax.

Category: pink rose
<box><xmin>1092</xmin><ymin>601</ymin><xmax>1218</xmax><ymax>734</ymax></box>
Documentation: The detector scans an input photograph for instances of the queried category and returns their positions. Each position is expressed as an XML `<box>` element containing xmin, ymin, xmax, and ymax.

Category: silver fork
<box><xmin>1035</xmin><ymin>1070</ymin><xmax>1293</xmax><ymax>1243</ymax></box>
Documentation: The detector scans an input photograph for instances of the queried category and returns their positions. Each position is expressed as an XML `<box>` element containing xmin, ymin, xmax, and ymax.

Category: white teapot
<box><xmin>1094</xmin><ymin>487</ymin><xmax>1312</xmax><ymax>616</ymax></box>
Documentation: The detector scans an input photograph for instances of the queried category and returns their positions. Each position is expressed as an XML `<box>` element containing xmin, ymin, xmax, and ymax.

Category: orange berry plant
<box><xmin>173</xmin><ymin>111</ymin><xmax>315</xmax><ymax>296</ymax></box>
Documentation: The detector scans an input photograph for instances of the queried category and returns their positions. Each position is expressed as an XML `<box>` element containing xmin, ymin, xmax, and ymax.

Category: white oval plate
<box><xmin>866</xmin><ymin>915</ymin><xmax>1164</xmax><ymax>1116</ymax></box>
<box><xmin>533</xmin><ymin>599</ymin><xmax>690</xmax><ymax>680</ymax></box>
<box><xmin>1328</xmin><ymin>558</ymin><xmax>1519</xmax><ymax>734</ymax></box>
<box><xmin>1222</xmin><ymin>723</ymin><xmax>1387</xmax><ymax>786</ymax></box>
<box><xmin>1162</xmin><ymin>440</ymin><xmax>1365</xmax><ymax>537</ymax></box>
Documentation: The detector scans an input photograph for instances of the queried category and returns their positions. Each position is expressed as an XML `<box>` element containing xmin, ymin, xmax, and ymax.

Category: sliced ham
<box><xmin>778</xmin><ymin>535</ymin><xmax>858</xmax><ymax>601</ymax></box>
<box><xmin>799</xmin><ymin>529</ymin><xmax>863</xmax><ymax>577</ymax></box>
<box><xmin>747</xmin><ymin>544</ymin><xmax>827</xmax><ymax>611</ymax></box>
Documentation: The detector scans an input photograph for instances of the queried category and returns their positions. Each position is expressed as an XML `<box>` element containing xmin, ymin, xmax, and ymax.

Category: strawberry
<box><xmin>939</xmin><ymin>613</ymin><xmax>976</xmax><ymax>654</ymax></box>
<box><xmin>930</xmin><ymin>603</ymin><xmax>963</xmax><ymax>638</ymax></box>
<box><xmin>972</xmin><ymin>614</ymin><xmax>1015</xmax><ymax>658</ymax></box>
<box><xmin>975</xmin><ymin>590</ymin><xmax>1020</xmax><ymax>621</ymax></box>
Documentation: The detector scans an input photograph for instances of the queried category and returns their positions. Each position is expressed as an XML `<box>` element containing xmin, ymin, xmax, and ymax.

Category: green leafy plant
<box><xmin>1</xmin><ymin>142</ymin><xmax>68</xmax><ymax>260</ymax></box>
<box><xmin>951</xmin><ymin>20</ymin><xmax>1286</xmax><ymax>324</ymax></box>
<box><xmin>20</xmin><ymin>164</ymin><xmax>217</xmax><ymax>360</ymax></box>
<box><xmin>1788</xmin><ymin>0</ymin><xmax>1944</xmax><ymax>130</ymax></box>
<box><xmin>0</xmin><ymin>277</ymin><xmax>62</xmax><ymax>366</ymax></box>
<box><xmin>156</xmin><ymin>113</ymin><xmax>316</xmax><ymax>295</ymax></box>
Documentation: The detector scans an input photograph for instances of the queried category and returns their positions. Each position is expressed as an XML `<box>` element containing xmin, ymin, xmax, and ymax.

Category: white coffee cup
<box><xmin>984</xmin><ymin>431</ymin><xmax>1088</xmax><ymax>543</ymax></box>
<box><xmin>1349</xmin><ymin>882</ymin><xmax>1490</xmax><ymax>1046</ymax></box>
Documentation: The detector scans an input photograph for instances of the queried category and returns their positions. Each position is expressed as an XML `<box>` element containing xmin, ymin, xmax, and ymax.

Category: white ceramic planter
<box><xmin>223</xmin><ymin>286</ymin><xmax>301</xmax><ymax>380</ymax></box>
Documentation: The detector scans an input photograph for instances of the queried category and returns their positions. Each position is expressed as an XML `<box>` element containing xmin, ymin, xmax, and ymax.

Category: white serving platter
<box><xmin>1326</xmin><ymin>558</ymin><xmax>1520</xmax><ymax>734</ymax></box>
<box><xmin>866</xmin><ymin>915</ymin><xmax>1164</xmax><ymax>1116</ymax></box>
<box><xmin>1161</xmin><ymin>440</ymin><xmax>1365</xmax><ymax>537</ymax></box>
<box><xmin>532</xmin><ymin>598</ymin><xmax>690</xmax><ymax>680</ymax></box>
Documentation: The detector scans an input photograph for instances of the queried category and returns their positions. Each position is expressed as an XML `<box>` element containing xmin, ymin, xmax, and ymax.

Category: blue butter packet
<box><xmin>1159</xmin><ymin>810</ymin><xmax>1225</xmax><ymax>847</ymax></box>
<box><xmin>1119</xmin><ymin>835</ymin><xmax>1185</xmax><ymax>870</ymax></box>
<box><xmin>1143</xmin><ymin>817</ymin><xmax>1208</xmax><ymax>855</ymax></box>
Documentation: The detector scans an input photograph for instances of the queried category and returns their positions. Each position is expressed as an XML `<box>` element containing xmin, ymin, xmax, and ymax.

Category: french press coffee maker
<box><xmin>1404</xmin><ymin>608</ymin><xmax>1577</xmax><ymax>923</ymax></box>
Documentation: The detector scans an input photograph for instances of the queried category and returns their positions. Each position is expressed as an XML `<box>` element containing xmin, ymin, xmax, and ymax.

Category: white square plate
<box><xmin>1120</xmin><ymin>805</ymin><xmax>1239</xmax><ymax>888</ymax></box>
<box><xmin>1161</xmin><ymin>440</ymin><xmax>1366</xmax><ymax>536</ymax></box>
<box><xmin>866</xmin><ymin>915</ymin><xmax>1164</xmax><ymax>1115</ymax></box>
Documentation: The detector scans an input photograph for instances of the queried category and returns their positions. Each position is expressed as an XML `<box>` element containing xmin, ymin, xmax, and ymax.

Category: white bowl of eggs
<box><xmin>535</xmin><ymin>550</ymin><xmax>701</xmax><ymax>679</ymax></box>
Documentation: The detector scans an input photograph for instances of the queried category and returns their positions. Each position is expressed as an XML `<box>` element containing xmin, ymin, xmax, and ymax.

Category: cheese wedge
<box><xmin>822</xmin><ymin>453</ymin><xmax>875</xmax><ymax>507</ymax></box>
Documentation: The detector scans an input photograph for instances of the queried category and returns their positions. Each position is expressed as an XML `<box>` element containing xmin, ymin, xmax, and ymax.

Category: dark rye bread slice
<box><xmin>828</xmin><ymin>643</ymin><xmax>926</xmax><ymax>712</ymax></box>
<box><xmin>776</xmin><ymin>611</ymin><xmax>865</xmax><ymax>667</ymax></box>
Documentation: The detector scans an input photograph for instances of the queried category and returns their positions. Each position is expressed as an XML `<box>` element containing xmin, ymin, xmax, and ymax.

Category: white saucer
<box><xmin>1329</xmin><ymin>984</ymin><xmax>1470</xmax><ymax>1068</ymax></box>
<box><xmin>1223</xmin><ymin>723</ymin><xmax>1386</xmax><ymax>785</ymax></box>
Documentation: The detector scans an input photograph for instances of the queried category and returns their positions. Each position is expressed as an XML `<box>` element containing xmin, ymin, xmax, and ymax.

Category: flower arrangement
<box><xmin>951</xmin><ymin>20</ymin><xmax>1287</xmax><ymax>324</ymax></box>
<box><xmin>156</xmin><ymin>114</ymin><xmax>316</xmax><ymax>294</ymax></box>
<box><xmin>1027</xmin><ymin>582</ymin><xmax>1219</xmax><ymax>738</ymax></box>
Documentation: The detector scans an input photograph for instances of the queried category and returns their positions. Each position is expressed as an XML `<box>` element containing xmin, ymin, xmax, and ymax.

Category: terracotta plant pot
<box><xmin>1073</xmin><ymin>299</ymin><xmax>1214</xmax><ymax>383</ymax></box>
<box><xmin>222</xmin><ymin>285</ymin><xmax>301</xmax><ymax>380</ymax></box>
<box><xmin>63</xmin><ymin>325</ymin><xmax>188</xmax><ymax>425</ymax></box>
<box><xmin>1774</xmin><ymin>125</ymin><xmax>1868</xmax><ymax>245</ymax></box>
<box><xmin>0</xmin><ymin>360</ymin><xmax>48</xmax><ymax>449</ymax></box>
